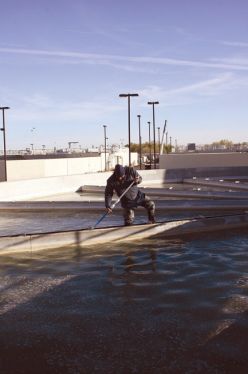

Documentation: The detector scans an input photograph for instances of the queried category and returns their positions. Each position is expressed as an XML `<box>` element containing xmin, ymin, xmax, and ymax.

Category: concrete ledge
<box><xmin>1</xmin><ymin>214</ymin><xmax>248</xmax><ymax>254</ymax></box>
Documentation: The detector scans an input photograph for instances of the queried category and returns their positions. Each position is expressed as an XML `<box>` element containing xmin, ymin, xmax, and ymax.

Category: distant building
<box><xmin>106</xmin><ymin>147</ymin><xmax>138</xmax><ymax>169</ymax></box>
<box><xmin>187</xmin><ymin>143</ymin><xmax>196</xmax><ymax>152</ymax></box>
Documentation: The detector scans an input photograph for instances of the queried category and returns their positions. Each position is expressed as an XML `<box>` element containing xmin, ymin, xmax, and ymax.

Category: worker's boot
<box><xmin>124</xmin><ymin>208</ymin><xmax>134</xmax><ymax>226</ymax></box>
<box><xmin>148</xmin><ymin>211</ymin><xmax>156</xmax><ymax>224</ymax></box>
<box><xmin>146</xmin><ymin>199</ymin><xmax>156</xmax><ymax>224</ymax></box>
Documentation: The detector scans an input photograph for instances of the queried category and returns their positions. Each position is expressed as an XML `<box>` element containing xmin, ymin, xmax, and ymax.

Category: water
<box><xmin>0</xmin><ymin>191</ymin><xmax>243</xmax><ymax>236</ymax></box>
<box><xmin>0</xmin><ymin>231</ymin><xmax>248</xmax><ymax>373</ymax></box>
<box><xmin>0</xmin><ymin>209</ymin><xmax>241</xmax><ymax>236</ymax></box>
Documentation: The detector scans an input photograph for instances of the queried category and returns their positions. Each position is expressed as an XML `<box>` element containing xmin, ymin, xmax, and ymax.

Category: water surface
<box><xmin>0</xmin><ymin>231</ymin><xmax>247</xmax><ymax>373</ymax></box>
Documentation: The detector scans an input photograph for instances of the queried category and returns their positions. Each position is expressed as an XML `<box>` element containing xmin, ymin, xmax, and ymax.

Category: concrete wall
<box><xmin>0</xmin><ymin>151</ymin><xmax>139</xmax><ymax>182</ymax></box>
<box><xmin>0</xmin><ymin>160</ymin><xmax>5</xmax><ymax>182</ymax></box>
<box><xmin>0</xmin><ymin>169</ymin><xmax>166</xmax><ymax>201</ymax></box>
<box><xmin>159</xmin><ymin>152</ymin><xmax>248</xmax><ymax>169</ymax></box>
<box><xmin>0</xmin><ymin>173</ymin><xmax>117</xmax><ymax>201</ymax></box>
<box><xmin>159</xmin><ymin>152</ymin><xmax>248</xmax><ymax>181</ymax></box>
<box><xmin>1</xmin><ymin>152</ymin><xmax>248</xmax><ymax>200</ymax></box>
<box><xmin>4</xmin><ymin>155</ymin><xmax>104</xmax><ymax>181</ymax></box>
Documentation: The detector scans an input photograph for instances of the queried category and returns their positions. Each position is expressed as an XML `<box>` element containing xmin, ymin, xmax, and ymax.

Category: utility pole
<box><xmin>137</xmin><ymin>114</ymin><xmax>142</xmax><ymax>169</ymax></box>
<box><xmin>147</xmin><ymin>121</ymin><xmax>152</xmax><ymax>169</ymax></box>
<box><xmin>103</xmin><ymin>125</ymin><xmax>107</xmax><ymax>171</ymax></box>
<box><xmin>160</xmin><ymin>120</ymin><xmax>167</xmax><ymax>155</ymax></box>
<box><xmin>157</xmin><ymin>127</ymin><xmax>160</xmax><ymax>155</ymax></box>
<box><xmin>0</xmin><ymin>106</ymin><xmax>10</xmax><ymax>181</ymax></box>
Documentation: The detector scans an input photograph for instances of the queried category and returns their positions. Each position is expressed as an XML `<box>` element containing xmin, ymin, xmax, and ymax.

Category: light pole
<box><xmin>103</xmin><ymin>125</ymin><xmax>107</xmax><ymax>171</ymax></box>
<box><xmin>137</xmin><ymin>115</ymin><xmax>142</xmax><ymax>169</ymax></box>
<box><xmin>0</xmin><ymin>107</ymin><xmax>10</xmax><ymax>181</ymax></box>
<box><xmin>147</xmin><ymin>121</ymin><xmax>152</xmax><ymax>169</ymax></box>
<box><xmin>147</xmin><ymin>101</ymin><xmax>159</xmax><ymax>169</ymax></box>
<box><xmin>119</xmin><ymin>93</ymin><xmax>139</xmax><ymax>166</ymax></box>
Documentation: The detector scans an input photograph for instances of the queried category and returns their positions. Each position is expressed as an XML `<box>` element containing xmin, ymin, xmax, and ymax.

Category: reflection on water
<box><xmin>0</xmin><ymin>231</ymin><xmax>248</xmax><ymax>373</ymax></box>
<box><xmin>0</xmin><ymin>211</ymin><xmax>100</xmax><ymax>235</ymax></box>
<box><xmin>0</xmin><ymin>210</ymin><xmax>240</xmax><ymax>236</ymax></box>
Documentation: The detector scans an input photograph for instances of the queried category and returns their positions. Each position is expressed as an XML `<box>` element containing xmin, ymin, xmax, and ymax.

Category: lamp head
<box><xmin>147</xmin><ymin>101</ymin><xmax>159</xmax><ymax>105</ymax></box>
<box><xmin>119</xmin><ymin>93</ymin><xmax>139</xmax><ymax>97</ymax></box>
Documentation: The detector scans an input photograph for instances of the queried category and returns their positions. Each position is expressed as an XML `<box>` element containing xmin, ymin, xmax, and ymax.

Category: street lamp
<box><xmin>119</xmin><ymin>93</ymin><xmax>139</xmax><ymax>166</ymax></box>
<box><xmin>147</xmin><ymin>101</ymin><xmax>159</xmax><ymax>169</ymax></box>
<box><xmin>147</xmin><ymin>121</ymin><xmax>152</xmax><ymax>169</ymax></box>
<box><xmin>0</xmin><ymin>106</ymin><xmax>10</xmax><ymax>181</ymax></box>
<box><xmin>103</xmin><ymin>125</ymin><xmax>107</xmax><ymax>171</ymax></box>
<box><xmin>137</xmin><ymin>115</ymin><xmax>142</xmax><ymax>169</ymax></box>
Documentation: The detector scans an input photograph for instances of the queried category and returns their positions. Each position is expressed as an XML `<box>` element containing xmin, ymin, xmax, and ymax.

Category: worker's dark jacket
<box><xmin>105</xmin><ymin>167</ymin><xmax>144</xmax><ymax>209</ymax></box>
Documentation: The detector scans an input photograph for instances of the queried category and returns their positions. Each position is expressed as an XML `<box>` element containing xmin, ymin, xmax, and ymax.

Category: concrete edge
<box><xmin>1</xmin><ymin>213</ymin><xmax>248</xmax><ymax>255</ymax></box>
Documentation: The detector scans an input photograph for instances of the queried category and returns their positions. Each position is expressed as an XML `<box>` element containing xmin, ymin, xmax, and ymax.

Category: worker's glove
<box><xmin>106</xmin><ymin>207</ymin><xmax>112</xmax><ymax>214</ymax></box>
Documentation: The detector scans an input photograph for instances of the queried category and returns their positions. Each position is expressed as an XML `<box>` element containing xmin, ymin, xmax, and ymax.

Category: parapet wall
<box><xmin>0</xmin><ymin>156</ymin><xmax>104</xmax><ymax>182</ymax></box>
<box><xmin>159</xmin><ymin>152</ymin><xmax>248</xmax><ymax>169</ymax></box>
<box><xmin>159</xmin><ymin>152</ymin><xmax>248</xmax><ymax>180</ymax></box>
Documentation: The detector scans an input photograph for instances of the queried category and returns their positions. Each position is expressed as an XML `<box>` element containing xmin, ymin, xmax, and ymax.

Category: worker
<box><xmin>105</xmin><ymin>164</ymin><xmax>155</xmax><ymax>226</ymax></box>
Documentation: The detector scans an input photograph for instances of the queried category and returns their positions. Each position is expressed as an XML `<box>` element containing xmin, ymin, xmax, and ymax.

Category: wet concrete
<box><xmin>0</xmin><ymin>231</ymin><xmax>248</xmax><ymax>373</ymax></box>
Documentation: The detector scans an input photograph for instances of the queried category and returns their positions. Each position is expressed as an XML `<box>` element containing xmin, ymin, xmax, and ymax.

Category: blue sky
<box><xmin>0</xmin><ymin>0</ymin><xmax>248</xmax><ymax>150</ymax></box>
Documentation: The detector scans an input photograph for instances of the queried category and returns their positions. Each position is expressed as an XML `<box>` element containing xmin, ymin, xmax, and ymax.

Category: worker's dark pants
<box><xmin>123</xmin><ymin>195</ymin><xmax>155</xmax><ymax>225</ymax></box>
